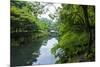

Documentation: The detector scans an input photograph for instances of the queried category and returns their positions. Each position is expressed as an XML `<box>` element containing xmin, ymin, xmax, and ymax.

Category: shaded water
<box><xmin>11</xmin><ymin>34</ymin><xmax>58</xmax><ymax>66</ymax></box>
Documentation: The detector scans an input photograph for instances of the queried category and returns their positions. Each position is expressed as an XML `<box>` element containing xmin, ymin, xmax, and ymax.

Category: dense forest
<box><xmin>11</xmin><ymin>1</ymin><xmax>49</xmax><ymax>46</ymax></box>
<box><xmin>11</xmin><ymin>1</ymin><xmax>51</xmax><ymax>66</ymax></box>
<box><xmin>11</xmin><ymin>0</ymin><xmax>95</xmax><ymax>66</ymax></box>
<box><xmin>52</xmin><ymin>4</ymin><xmax>95</xmax><ymax>63</ymax></box>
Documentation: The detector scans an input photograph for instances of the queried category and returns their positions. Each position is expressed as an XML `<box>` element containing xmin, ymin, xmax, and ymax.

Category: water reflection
<box><xmin>32</xmin><ymin>38</ymin><xmax>58</xmax><ymax>65</ymax></box>
<box><xmin>11</xmin><ymin>32</ymin><xmax>48</xmax><ymax>66</ymax></box>
<box><xmin>11</xmin><ymin>32</ymin><xmax>58</xmax><ymax>66</ymax></box>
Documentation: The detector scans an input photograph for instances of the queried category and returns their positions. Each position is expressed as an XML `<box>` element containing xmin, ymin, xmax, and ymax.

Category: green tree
<box><xmin>52</xmin><ymin>4</ymin><xmax>95</xmax><ymax>63</ymax></box>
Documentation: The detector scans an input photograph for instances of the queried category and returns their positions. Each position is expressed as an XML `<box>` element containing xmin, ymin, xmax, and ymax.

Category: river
<box><xmin>32</xmin><ymin>37</ymin><xmax>58</xmax><ymax>65</ymax></box>
<box><xmin>11</xmin><ymin>35</ymin><xmax>58</xmax><ymax>66</ymax></box>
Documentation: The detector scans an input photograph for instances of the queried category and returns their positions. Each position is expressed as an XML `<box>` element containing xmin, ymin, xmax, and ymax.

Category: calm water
<box><xmin>11</xmin><ymin>35</ymin><xmax>58</xmax><ymax>66</ymax></box>
<box><xmin>32</xmin><ymin>38</ymin><xmax>58</xmax><ymax>65</ymax></box>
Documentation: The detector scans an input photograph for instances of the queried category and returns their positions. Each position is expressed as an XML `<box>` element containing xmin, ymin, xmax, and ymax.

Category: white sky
<box><xmin>38</xmin><ymin>3</ymin><xmax>62</xmax><ymax>22</ymax></box>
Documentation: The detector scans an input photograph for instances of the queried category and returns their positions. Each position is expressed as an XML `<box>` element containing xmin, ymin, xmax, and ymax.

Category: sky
<box><xmin>37</xmin><ymin>3</ymin><xmax>62</xmax><ymax>22</ymax></box>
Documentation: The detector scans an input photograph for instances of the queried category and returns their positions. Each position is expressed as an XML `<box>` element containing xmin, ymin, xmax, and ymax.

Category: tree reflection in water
<box><xmin>11</xmin><ymin>33</ymin><xmax>49</xmax><ymax>66</ymax></box>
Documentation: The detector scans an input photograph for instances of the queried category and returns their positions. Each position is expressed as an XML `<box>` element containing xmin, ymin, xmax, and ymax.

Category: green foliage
<box><xmin>36</xmin><ymin>20</ymin><xmax>49</xmax><ymax>31</ymax></box>
<box><xmin>11</xmin><ymin>1</ymin><xmax>49</xmax><ymax>47</ymax></box>
<box><xmin>11</xmin><ymin>1</ymin><xmax>95</xmax><ymax>64</ymax></box>
<box><xmin>52</xmin><ymin>4</ymin><xmax>95</xmax><ymax>63</ymax></box>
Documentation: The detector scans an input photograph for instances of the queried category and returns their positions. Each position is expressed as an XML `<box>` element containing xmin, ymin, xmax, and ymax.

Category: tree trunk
<box><xmin>81</xmin><ymin>5</ymin><xmax>92</xmax><ymax>52</ymax></box>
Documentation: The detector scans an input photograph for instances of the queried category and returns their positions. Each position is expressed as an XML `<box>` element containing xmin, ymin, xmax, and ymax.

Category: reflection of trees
<box><xmin>10</xmin><ymin>1</ymin><xmax>59</xmax><ymax>66</ymax></box>
<box><xmin>11</xmin><ymin>35</ymin><xmax>48</xmax><ymax>66</ymax></box>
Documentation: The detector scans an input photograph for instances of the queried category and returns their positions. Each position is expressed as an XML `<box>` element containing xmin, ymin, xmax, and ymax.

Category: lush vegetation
<box><xmin>11</xmin><ymin>0</ymin><xmax>95</xmax><ymax>66</ymax></box>
<box><xmin>52</xmin><ymin>4</ymin><xmax>95</xmax><ymax>63</ymax></box>
<box><xmin>11</xmin><ymin>1</ymin><xmax>50</xmax><ymax>66</ymax></box>
<box><xmin>11</xmin><ymin>1</ymin><xmax>49</xmax><ymax>47</ymax></box>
